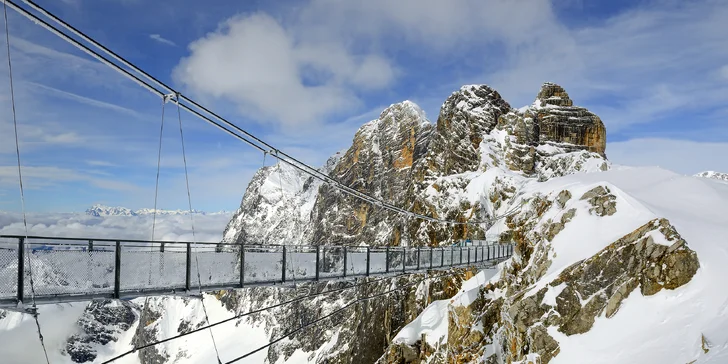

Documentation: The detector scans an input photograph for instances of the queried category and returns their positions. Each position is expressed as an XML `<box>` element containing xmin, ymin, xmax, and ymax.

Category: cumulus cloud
<box><xmin>173</xmin><ymin>13</ymin><xmax>395</xmax><ymax>127</ymax></box>
<box><xmin>0</xmin><ymin>211</ymin><xmax>233</xmax><ymax>243</ymax></box>
<box><xmin>607</xmin><ymin>138</ymin><xmax>728</xmax><ymax>175</ymax></box>
<box><xmin>173</xmin><ymin>0</ymin><xmax>562</xmax><ymax>128</ymax></box>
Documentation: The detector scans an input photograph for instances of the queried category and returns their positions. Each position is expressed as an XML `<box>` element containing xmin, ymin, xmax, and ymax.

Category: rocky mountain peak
<box><xmin>536</xmin><ymin>82</ymin><xmax>574</xmax><ymax>107</ymax></box>
<box><xmin>695</xmin><ymin>170</ymin><xmax>728</xmax><ymax>183</ymax></box>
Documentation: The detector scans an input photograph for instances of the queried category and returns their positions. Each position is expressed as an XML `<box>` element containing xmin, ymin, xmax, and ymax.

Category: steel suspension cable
<box><xmin>173</xmin><ymin>94</ymin><xmax>223</xmax><ymax>364</ymax></box>
<box><xmin>3</xmin><ymin>2</ymin><xmax>49</xmax><ymax>362</ymax></box>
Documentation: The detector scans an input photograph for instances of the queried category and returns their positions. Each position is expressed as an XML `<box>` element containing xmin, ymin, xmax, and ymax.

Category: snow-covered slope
<box><xmin>383</xmin><ymin>166</ymin><xmax>728</xmax><ymax>363</ymax></box>
<box><xmin>695</xmin><ymin>170</ymin><xmax>728</xmax><ymax>183</ymax></box>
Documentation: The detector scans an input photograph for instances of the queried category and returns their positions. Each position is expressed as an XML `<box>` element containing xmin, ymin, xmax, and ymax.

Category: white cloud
<box><xmin>149</xmin><ymin>33</ymin><xmax>176</xmax><ymax>46</ymax></box>
<box><xmin>607</xmin><ymin>138</ymin><xmax>728</xmax><ymax>175</ymax></box>
<box><xmin>174</xmin><ymin>13</ymin><xmax>397</xmax><ymax>127</ymax></box>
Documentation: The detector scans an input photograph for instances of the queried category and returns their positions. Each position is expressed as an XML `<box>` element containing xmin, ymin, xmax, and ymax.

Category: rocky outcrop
<box><xmin>310</xmin><ymin>101</ymin><xmax>433</xmax><ymax>246</ymax></box>
<box><xmin>380</xmin><ymin>185</ymin><xmax>701</xmax><ymax>363</ymax></box>
<box><xmin>497</xmin><ymin>83</ymin><xmax>608</xmax><ymax>178</ymax></box>
<box><xmin>532</xmin><ymin>83</ymin><xmax>606</xmax><ymax>156</ymax></box>
<box><xmin>64</xmin><ymin>300</ymin><xmax>137</xmax><ymax>363</ymax></box>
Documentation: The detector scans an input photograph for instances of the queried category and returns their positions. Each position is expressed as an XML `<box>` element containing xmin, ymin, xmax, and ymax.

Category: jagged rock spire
<box><xmin>536</xmin><ymin>82</ymin><xmax>574</xmax><ymax>107</ymax></box>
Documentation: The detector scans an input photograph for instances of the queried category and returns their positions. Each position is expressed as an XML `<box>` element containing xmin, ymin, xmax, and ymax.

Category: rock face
<box><xmin>225</xmin><ymin>82</ymin><xmax>607</xmax><ymax>249</ymax></box>
<box><xmin>532</xmin><ymin>82</ymin><xmax>606</xmax><ymax>156</ymax></box>
<box><xmin>64</xmin><ymin>300</ymin><xmax>137</xmax><ymax>363</ymax></box>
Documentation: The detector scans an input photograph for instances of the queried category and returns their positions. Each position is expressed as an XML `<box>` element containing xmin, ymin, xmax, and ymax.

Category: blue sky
<box><xmin>0</xmin><ymin>0</ymin><xmax>727</xmax><ymax>213</ymax></box>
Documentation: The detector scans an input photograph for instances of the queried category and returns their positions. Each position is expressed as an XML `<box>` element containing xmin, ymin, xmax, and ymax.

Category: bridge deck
<box><xmin>0</xmin><ymin>235</ymin><xmax>513</xmax><ymax>309</ymax></box>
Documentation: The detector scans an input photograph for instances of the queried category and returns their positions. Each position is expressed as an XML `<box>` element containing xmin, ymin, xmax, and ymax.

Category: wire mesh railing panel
<box><xmin>432</xmin><ymin>249</ymin><xmax>443</xmax><ymax>268</ymax></box>
<box><xmin>23</xmin><ymin>240</ymin><xmax>116</xmax><ymax>297</ymax></box>
<box><xmin>0</xmin><ymin>238</ymin><xmax>17</xmax><ymax>300</ymax></box>
<box><xmin>442</xmin><ymin>248</ymin><xmax>453</xmax><ymax>266</ymax></box>
<box><xmin>346</xmin><ymin>247</ymin><xmax>368</xmax><ymax>276</ymax></box>
<box><xmin>120</xmin><ymin>247</ymin><xmax>186</xmax><ymax>291</ymax></box>
<box><xmin>192</xmin><ymin>248</ymin><xmax>239</xmax><ymax>289</ymax></box>
<box><xmin>244</xmin><ymin>246</ymin><xmax>283</xmax><ymax>284</ymax></box>
<box><xmin>387</xmin><ymin>248</ymin><xmax>404</xmax><ymax>272</ymax></box>
<box><xmin>319</xmin><ymin>246</ymin><xmax>345</xmax><ymax>278</ymax></box>
<box><xmin>284</xmin><ymin>246</ymin><xmax>317</xmax><ymax>281</ymax></box>
<box><xmin>454</xmin><ymin>247</ymin><xmax>463</xmax><ymax>265</ymax></box>
<box><xmin>369</xmin><ymin>248</ymin><xmax>387</xmax><ymax>274</ymax></box>
<box><xmin>418</xmin><ymin>248</ymin><xmax>433</xmax><ymax>269</ymax></box>
<box><xmin>404</xmin><ymin>248</ymin><xmax>419</xmax><ymax>270</ymax></box>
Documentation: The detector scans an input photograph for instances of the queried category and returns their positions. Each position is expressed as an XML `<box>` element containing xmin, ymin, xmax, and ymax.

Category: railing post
<box><xmin>185</xmin><ymin>243</ymin><xmax>191</xmax><ymax>292</ymax></box>
<box><xmin>459</xmin><ymin>247</ymin><xmax>463</xmax><ymax>265</ymax></box>
<box><xmin>475</xmin><ymin>246</ymin><xmax>478</xmax><ymax>263</ymax></box>
<box><xmin>160</xmin><ymin>242</ymin><xmax>165</xmax><ymax>253</ymax></box>
<box><xmin>315</xmin><ymin>245</ymin><xmax>320</xmax><ymax>281</ymax></box>
<box><xmin>88</xmin><ymin>239</ymin><xmax>93</xmax><ymax>252</ymax></box>
<box><xmin>114</xmin><ymin>241</ymin><xmax>121</xmax><ymax>299</ymax></box>
<box><xmin>343</xmin><ymin>246</ymin><xmax>347</xmax><ymax>278</ymax></box>
<box><xmin>467</xmin><ymin>246</ymin><xmax>471</xmax><ymax>265</ymax></box>
<box><xmin>402</xmin><ymin>248</ymin><xmax>406</xmax><ymax>273</ymax></box>
<box><xmin>429</xmin><ymin>247</ymin><xmax>433</xmax><ymax>269</ymax></box>
<box><xmin>440</xmin><ymin>248</ymin><xmax>444</xmax><ymax>267</ymax></box>
<box><xmin>488</xmin><ymin>245</ymin><xmax>490</xmax><ymax>260</ymax></box>
<box><xmin>416</xmin><ymin>248</ymin><xmax>420</xmax><ymax>270</ymax></box>
<box><xmin>17</xmin><ymin>237</ymin><xmax>24</xmax><ymax>304</ymax></box>
<box><xmin>366</xmin><ymin>247</ymin><xmax>371</xmax><ymax>277</ymax></box>
<box><xmin>450</xmin><ymin>246</ymin><xmax>454</xmax><ymax>267</ymax></box>
<box><xmin>282</xmin><ymin>246</ymin><xmax>287</xmax><ymax>283</ymax></box>
<box><xmin>240</xmin><ymin>244</ymin><xmax>245</xmax><ymax>288</ymax></box>
<box><xmin>385</xmin><ymin>246</ymin><xmax>390</xmax><ymax>274</ymax></box>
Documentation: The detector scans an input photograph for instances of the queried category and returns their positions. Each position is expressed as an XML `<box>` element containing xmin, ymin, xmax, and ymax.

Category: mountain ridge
<box><xmin>85</xmin><ymin>204</ymin><xmax>231</xmax><ymax>217</ymax></box>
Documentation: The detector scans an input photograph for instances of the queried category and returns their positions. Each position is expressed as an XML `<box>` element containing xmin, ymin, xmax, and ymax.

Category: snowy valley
<box><xmin>1</xmin><ymin>83</ymin><xmax>727</xmax><ymax>364</ymax></box>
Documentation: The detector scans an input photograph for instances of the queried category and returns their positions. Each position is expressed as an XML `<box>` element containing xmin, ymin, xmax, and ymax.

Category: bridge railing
<box><xmin>0</xmin><ymin>235</ymin><xmax>514</xmax><ymax>308</ymax></box>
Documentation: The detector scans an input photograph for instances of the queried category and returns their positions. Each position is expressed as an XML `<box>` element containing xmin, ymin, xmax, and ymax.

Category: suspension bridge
<box><xmin>0</xmin><ymin>1</ymin><xmax>517</xmax><ymax>362</ymax></box>
<box><xmin>0</xmin><ymin>234</ymin><xmax>513</xmax><ymax>309</ymax></box>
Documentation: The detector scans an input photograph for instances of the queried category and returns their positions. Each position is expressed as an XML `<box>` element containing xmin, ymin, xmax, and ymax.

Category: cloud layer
<box><xmin>0</xmin><ymin>211</ymin><xmax>233</xmax><ymax>243</ymax></box>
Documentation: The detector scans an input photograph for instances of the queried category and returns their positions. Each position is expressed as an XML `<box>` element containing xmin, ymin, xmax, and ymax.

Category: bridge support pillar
<box><xmin>315</xmin><ymin>246</ymin><xmax>320</xmax><ymax>281</ymax></box>
<box><xmin>429</xmin><ymin>247</ymin><xmax>433</xmax><ymax>270</ymax></box>
<box><xmin>282</xmin><ymin>246</ymin><xmax>287</xmax><ymax>283</ymax></box>
<box><xmin>385</xmin><ymin>246</ymin><xmax>389</xmax><ymax>274</ymax></box>
<box><xmin>240</xmin><ymin>244</ymin><xmax>245</xmax><ymax>287</ymax></box>
<box><xmin>402</xmin><ymin>248</ymin><xmax>406</xmax><ymax>274</ymax></box>
<box><xmin>342</xmin><ymin>246</ymin><xmax>347</xmax><ymax>278</ymax></box>
<box><xmin>366</xmin><ymin>247</ymin><xmax>370</xmax><ymax>277</ymax></box>
<box><xmin>114</xmin><ymin>241</ymin><xmax>121</xmax><ymax>299</ymax></box>
<box><xmin>185</xmin><ymin>243</ymin><xmax>191</xmax><ymax>292</ymax></box>
<box><xmin>17</xmin><ymin>237</ymin><xmax>24</xmax><ymax>304</ymax></box>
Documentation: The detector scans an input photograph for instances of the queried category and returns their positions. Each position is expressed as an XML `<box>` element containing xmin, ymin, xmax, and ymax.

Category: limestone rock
<box><xmin>580</xmin><ymin>185</ymin><xmax>617</xmax><ymax>216</ymax></box>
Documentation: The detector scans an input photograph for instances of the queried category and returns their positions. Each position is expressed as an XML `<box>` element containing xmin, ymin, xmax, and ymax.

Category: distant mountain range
<box><xmin>695</xmin><ymin>170</ymin><xmax>728</xmax><ymax>183</ymax></box>
<box><xmin>85</xmin><ymin>204</ymin><xmax>232</xmax><ymax>217</ymax></box>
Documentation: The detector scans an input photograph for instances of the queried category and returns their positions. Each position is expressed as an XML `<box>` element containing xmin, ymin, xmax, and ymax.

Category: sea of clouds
<box><xmin>0</xmin><ymin>211</ymin><xmax>233</xmax><ymax>243</ymax></box>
